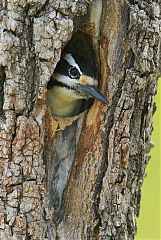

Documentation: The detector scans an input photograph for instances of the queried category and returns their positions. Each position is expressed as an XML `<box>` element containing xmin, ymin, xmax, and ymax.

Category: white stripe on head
<box><xmin>54</xmin><ymin>73</ymin><xmax>77</xmax><ymax>86</ymax></box>
<box><xmin>63</xmin><ymin>53</ymin><xmax>82</xmax><ymax>74</ymax></box>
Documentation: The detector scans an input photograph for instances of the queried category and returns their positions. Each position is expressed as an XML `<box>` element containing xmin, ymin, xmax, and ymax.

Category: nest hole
<box><xmin>47</xmin><ymin>30</ymin><xmax>100</xmax><ymax>118</ymax></box>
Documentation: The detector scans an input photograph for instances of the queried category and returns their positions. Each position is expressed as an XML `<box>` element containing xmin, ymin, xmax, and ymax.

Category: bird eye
<box><xmin>69</xmin><ymin>67</ymin><xmax>80</xmax><ymax>79</ymax></box>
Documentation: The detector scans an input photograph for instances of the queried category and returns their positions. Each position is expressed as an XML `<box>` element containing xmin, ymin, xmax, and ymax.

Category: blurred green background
<box><xmin>136</xmin><ymin>78</ymin><xmax>161</xmax><ymax>240</ymax></box>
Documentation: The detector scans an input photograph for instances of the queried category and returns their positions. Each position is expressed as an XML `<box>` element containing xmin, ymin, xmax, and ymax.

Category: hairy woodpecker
<box><xmin>47</xmin><ymin>52</ymin><xmax>109</xmax><ymax>117</ymax></box>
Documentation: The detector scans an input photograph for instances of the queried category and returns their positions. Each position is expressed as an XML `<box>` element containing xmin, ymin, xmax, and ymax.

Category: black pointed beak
<box><xmin>81</xmin><ymin>84</ymin><xmax>109</xmax><ymax>105</ymax></box>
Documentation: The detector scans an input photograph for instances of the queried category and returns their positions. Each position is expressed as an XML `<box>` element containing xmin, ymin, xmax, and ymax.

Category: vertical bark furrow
<box><xmin>0</xmin><ymin>66</ymin><xmax>5</xmax><ymax>116</ymax></box>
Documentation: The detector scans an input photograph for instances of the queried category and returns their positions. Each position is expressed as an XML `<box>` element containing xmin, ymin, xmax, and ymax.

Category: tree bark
<box><xmin>0</xmin><ymin>0</ymin><xmax>160</xmax><ymax>239</ymax></box>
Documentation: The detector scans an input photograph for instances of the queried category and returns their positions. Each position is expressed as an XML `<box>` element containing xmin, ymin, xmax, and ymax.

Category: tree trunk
<box><xmin>0</xmin><ymin>0</ymin><xmax>160</xmax><ymax>239</ymax></box>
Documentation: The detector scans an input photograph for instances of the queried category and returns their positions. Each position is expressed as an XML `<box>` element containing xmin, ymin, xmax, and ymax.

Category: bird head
<box><xmin>48</xmin><ymin>52</ymin><xmax>109</xmax><ymax>105</ymax></box>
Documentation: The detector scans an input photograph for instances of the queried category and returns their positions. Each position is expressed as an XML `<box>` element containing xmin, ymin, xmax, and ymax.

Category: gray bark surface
<box><xmin>0</xmin><ymin>0</ymin><xmax>160</xmax><ymax>239</ymax></box>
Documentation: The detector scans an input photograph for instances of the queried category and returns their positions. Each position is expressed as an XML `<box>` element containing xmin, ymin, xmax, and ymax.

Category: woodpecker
<box><xmin>47</xmin><ymin>52</ymin><xmax>109</xmax><ymax>117</ymax></box>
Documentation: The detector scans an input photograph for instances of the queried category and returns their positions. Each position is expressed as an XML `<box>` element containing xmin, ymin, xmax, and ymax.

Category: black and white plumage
<box><xmin>47</xmin><ymin>52</ymin><xmax>109</xmax><ymax>117</ymax></box>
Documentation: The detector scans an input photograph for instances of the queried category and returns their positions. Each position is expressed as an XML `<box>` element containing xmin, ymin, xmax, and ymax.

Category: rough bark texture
<box><xmin>0</xmin><ymin>0</ymin><xmax>160</xmax><ymax>240</ymax></box>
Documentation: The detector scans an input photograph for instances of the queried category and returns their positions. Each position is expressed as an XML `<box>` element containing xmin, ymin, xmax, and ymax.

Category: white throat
<box><xmin>47</xmin><ymin>86</ymin><xmax>84</xmax><ymax>117</ymax></box>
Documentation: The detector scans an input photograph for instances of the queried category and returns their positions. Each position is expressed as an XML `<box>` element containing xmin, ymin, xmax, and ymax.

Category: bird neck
<box><xmin>47</xmin><ymin>86</ymin><xmax>83</xmax><ymax>117</ymax></box>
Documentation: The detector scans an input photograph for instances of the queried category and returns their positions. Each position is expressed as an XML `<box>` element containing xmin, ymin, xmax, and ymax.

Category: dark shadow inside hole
<box><xmin>47</xmin><ymin>31</ymin><xmax>100</xmax><ymax>117</ymax></box>
<box><xmin>64</xmin><ymin>31</ymin><xmax>98</xmax><ymax>70</ymax></box>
